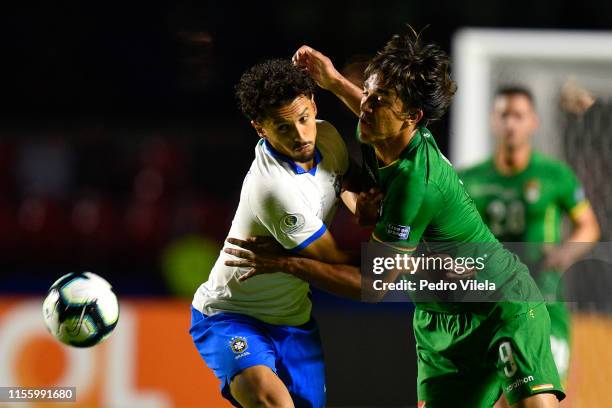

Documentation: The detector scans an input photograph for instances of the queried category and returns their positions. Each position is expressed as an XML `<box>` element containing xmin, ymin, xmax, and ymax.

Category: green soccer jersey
<box><xmin>459</xmin><ymin>151</ymin><xmax>587</xmax><ymax>383</ymax></box>
<box><xmin>459</xmin><ymin>152</ymin><xmax>587</xmax><ymax>246</ymax></box>
<box><xmin>360</xmin><ymin>126</ymin><xmax>542</xmax><ymax>312</ymax></box>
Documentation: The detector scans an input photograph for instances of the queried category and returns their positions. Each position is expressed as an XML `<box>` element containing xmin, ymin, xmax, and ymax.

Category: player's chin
<box><xmin>359</xmin><ymin>120</ymin><xmax>382</xmax><ymax>142</ymax></box>
<box><xmin>358</xmin><ymin>127</ymin><xmax>376</xmax><ymax>144</ymax></box>
<box><xmin>292</xmin><ymin>148</ymin><xmax>315</xmax><ymax>163</ymax></box>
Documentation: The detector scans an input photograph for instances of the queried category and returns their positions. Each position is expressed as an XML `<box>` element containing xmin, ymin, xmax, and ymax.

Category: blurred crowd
<box><xmin>0</xmin><ymin>119</ymin><xmax>369</xmax><ymax>296</ymax></box>
<box><xmin>1</xmin><ymin>120</ymin><xmax>249</xmax><ymax>295</ymax></box>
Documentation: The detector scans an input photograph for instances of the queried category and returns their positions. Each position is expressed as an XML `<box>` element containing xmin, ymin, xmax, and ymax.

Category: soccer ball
<box><xmin>42</xmin><ymin>272</ymin><xmax>119</xmax><ymax>347</ymax></box>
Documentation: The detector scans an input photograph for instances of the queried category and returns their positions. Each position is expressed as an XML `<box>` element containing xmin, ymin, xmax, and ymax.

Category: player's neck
<box><xmin>373</xmin><ymin>127</ymin><xmax>417</xmax><ymax>166</ymax></box>
<box><xmin>495</xmin><ymin>144</ymin><xmax>532</xmax><ymax>175</ymax></box>
<box><xmin>295</xmin><ymin>159</ymin><xmax>315</xmax><ymax>172</ymax></box>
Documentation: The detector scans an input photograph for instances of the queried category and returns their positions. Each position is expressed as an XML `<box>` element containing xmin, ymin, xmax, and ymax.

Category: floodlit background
<box><xmin>1</xmin><ymin>2</ymin><xmax>612</xmax><ymax>407</ymax></box>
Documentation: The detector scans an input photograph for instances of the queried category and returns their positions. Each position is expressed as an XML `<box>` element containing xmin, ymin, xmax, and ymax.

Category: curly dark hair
<box><xmin>364</xmin><ymin>27</ymin><xmax>457</xmax><ymax>124</ymax></box>
<box><xmin>235</xmin><ymin>59</ymin><xmax>316</xmax><ymax>122</ymax></box>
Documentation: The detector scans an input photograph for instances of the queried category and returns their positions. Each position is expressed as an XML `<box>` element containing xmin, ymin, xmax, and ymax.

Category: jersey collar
<box><xmin>377</xmin><ymin>127</ymin><xmax>424</xmax><ymax>168</ymax></box>
<box><xmin>263</xmin><ymin>139</ymin><xmax>322</xmax><ymax>176</ymax></box>
<box><xmin>402</xmin><ymin>127</ymin><xmax>424</xmax><ymax>158</ymax></box>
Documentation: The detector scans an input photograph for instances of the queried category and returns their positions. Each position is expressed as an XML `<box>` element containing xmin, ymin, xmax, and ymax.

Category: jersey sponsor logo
<box><xmin>506</xmin><ymin>375</ymin><xmax>534</xmax><ymax>392</ymax></box>
<box><xmin>386</xmin><ymin>223</ymin><xmax>410</xmax><ymax>240</ymax></box>
<box><xmin>280</xmin><ymin>213</ymin><xmax>305</xmax><ymax>234</ymax></box>
<box><xmin>524</xmin><ymin>179</ymin><xmax>541</xmax><ymax>203</ymax></box>
<box><xmin>229</xmin><ymin>336</ymin><xmax>248</xmax><ymax>354</ymax></box>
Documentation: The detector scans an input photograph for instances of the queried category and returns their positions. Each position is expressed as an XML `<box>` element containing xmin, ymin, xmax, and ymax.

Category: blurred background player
<box><xmin>227</xmin><ymin>30</ymin><xmax>565</xmax><ymax>407</ymax></box>
<box><xmin>189</xmin><ymin>59</ymin><xmax>359</xmax><ymax>408</ymax></box>
<box><xmin>459</xmin><ymin>86</ymin><xmax>601</xmax><ymax>406</ymax></box>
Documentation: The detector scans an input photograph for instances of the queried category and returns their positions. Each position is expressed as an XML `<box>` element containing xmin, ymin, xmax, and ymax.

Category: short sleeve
<box><xmin>372</xmin><ymin>168</ymin><xmax>439</xmax><ymax>253</ymax></box>
<box><xmin>557</xmin><ymin>164</ymin><xmax>588</xmax><ymax>218</ymax></box>
<box><xmin>248</xmin><ymin>179</ymin><xmax>326</xmax><ymax>251</ymax></box>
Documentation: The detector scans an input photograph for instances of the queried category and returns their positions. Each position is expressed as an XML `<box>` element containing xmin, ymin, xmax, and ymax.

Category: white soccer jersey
<box><xmin>193</xmin><ymin>120</ymin><xmax>349</xmax><ymax>326</ymax></box>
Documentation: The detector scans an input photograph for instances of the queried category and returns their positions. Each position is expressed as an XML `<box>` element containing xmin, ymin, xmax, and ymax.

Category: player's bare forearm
<box><xmin>297</xmin><ymin>230</ymin><xmax>359</xmax><ymax>265</ymax></box>
<box><xmin>285</xmin><ymin>257</ymin><xmax>362</xmax><ymax>300</ymax></box>
<box><xmin>327</xmin><ymin>74</ymin><xmax>363</xmax><ymax>117</ymax></box>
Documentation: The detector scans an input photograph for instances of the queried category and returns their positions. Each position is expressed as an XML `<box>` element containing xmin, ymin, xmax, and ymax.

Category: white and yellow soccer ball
<box><xmin>42</xmin><ymin>272</ymin><xmax>119</xmax><ymax>347</ymax></box>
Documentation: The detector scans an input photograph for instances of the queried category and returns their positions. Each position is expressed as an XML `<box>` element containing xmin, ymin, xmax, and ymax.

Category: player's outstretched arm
<box><xmin>285</xmin><ymin>257</ymin><xmax>362</xmax><ymax>300</ymax></box>
<box><xmin>293</xmin><ymin>45</ymin><xmax>362</xmax><ymax>116</ymax></box>
<box><xmin>227</xmin><ymin>231</ymin><xmax>358</xmax><ymax>268</ymax></box>
<box><xmin>223</xmin><ymin>237</ymin><xmax>470</xmax><ymax>301</ymax></box>
<box><xmin>224</xmin><ymin>238</ymin><xmax>362</xmax><ymax>300</ymax></box>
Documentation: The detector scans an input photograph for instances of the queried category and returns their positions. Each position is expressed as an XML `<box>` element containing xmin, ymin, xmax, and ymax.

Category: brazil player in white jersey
<box><xmin>190</xmin><ymin>59</ymin><xmax>364</xmax><ymax>408</ymax></box>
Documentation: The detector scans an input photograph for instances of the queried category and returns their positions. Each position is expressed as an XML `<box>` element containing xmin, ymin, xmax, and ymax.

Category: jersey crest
<box><xmin>524</xmin><ymin>179</ymin><xmax>541</xmax><ymax>203</ymax></box>
<box><xmin>280</xmin><ymin>214</ymin><xmax>305</xmax><ymax>234</ymax></box>
<box><xmin>230</xmin><ymin>336</ymin><xmax>248</xmax><ymax>354</ymax></box>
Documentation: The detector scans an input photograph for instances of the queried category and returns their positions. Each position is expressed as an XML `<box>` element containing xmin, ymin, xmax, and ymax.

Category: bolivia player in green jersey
<box><xmin>225</xmin><ymin>31</ymin><xmax>565</xmax><ymax>407</ymax></box>
<box><xmin>459</xmin><ymin>87</ymin><xmax>600</xmax><ymax>392</ymax></box>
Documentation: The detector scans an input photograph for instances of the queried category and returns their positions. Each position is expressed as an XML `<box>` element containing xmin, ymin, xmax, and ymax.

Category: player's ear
<box><xmin>251</xmin><ymin>120</ymin><xmax>267</xmax><ymax>139</ymax></box>
<box><xmin>407</xmin><ymin>109</ymin><xmax>423</xmax><ymax>125</ymax></box>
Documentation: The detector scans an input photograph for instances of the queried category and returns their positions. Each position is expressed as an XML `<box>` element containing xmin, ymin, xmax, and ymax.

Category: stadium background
<box><xmin>1</xmin><ymin>2</ymin><xmax>612</xmax><ymax>407</ymax></box>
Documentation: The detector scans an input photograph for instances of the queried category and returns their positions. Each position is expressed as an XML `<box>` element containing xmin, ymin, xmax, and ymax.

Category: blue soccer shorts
<box><xmin>189</xmin><ymin>306</ymin><xmax>326</xmax><ymax>407</ymax></box>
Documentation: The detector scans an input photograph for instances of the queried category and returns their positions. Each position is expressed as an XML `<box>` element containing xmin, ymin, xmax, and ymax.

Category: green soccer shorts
<box><xmin>414</xmin><ymin>302</ymin><xmax>565</xmax><ymax>407</ymax></box>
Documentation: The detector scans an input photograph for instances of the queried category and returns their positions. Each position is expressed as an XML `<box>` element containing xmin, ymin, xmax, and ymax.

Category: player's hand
<box><xmin>356</xmin><ymin>188</ymin><xmax>383</xmax><ymax>226</ymax></box>
<box><xmin>292</xmin><ymin>45</ymin><xmax>341</xmax><ymax>91</ymax></box>
<box><xmin>560</xmin><ymin>78</ymin><xmax>595</xmax><ymax>114</ymax></box>
<box><xmin>224</xmin><ymin>236</ymin><xmax>289</xmax><ymax>281</ymax></box>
